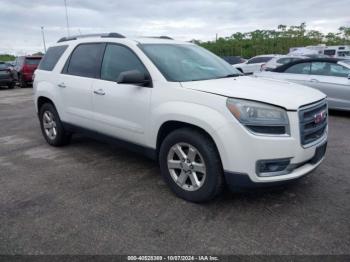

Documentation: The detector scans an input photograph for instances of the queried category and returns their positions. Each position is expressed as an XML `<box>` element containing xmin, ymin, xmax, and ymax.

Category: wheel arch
<box><xmin>37</xmin><ymin>96</ymin><xmax>56</xmax><ymax>113</ymax></box>
<box><xmin>156</xmin><ymin>120</ymin><xmax>222</xmax><ymax>163</ymax></box>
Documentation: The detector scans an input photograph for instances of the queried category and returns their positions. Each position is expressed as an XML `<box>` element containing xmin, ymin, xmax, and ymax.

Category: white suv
<box><xmin>34</xmin><ymin>33</ymin><xmax>328</xmax><ymax>202</ymax></box>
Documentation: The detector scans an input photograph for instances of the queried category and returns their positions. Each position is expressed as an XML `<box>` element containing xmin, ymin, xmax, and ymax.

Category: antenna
<box><xmin>41</xmin><ymin>26</ymin><xmax>47</xmax><ymax>53</ymax></box>
<box><xmin>64</xmin><ymin>0</ymin><xmax>70</xmax><ymax>37</ymax></box>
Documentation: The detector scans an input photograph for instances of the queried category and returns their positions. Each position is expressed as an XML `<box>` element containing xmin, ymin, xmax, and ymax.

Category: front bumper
<box><xmin>214</xmin><ymin>110</ymin><xmax>328</xmax><ymax>190</ymax></box>
<box><xmin>224</xmin><ymin>142</ymin><xmax>326</xmax><ymax>190</ymax></box>
<box><xmin>0</xmin><ymin>78</ymin><xmax>14</xmax><ymax>85</ymax></box>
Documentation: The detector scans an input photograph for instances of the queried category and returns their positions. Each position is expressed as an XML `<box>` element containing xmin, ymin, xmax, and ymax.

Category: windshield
<box><xmin>0</xmin><ymin>63</ymin><xmax>7</xmax><ymax>69</ymax></box>
<box><xmin>140</xmin><ymin>44</ymin><xmax>242</xmax><ymax>82</ymax></box>
<box><xmin>25</xmin><ymin>58</ymin><xmax>41</xmax><ymax>65</ymax></box>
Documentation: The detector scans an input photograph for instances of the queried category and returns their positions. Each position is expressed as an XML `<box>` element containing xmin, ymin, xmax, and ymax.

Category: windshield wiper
<box><xmin>216</xmin><ymin>73</ymin><xmax>241</xmax><ymax>79</ymax></box>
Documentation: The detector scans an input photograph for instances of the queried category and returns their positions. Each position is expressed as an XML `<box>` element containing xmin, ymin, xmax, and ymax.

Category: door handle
<box><xmin>310</xmin><ymin>79</ymin><xmax>319</xmax><ymax>82</ymax></box>
<box><xmin>57</xmin><ymin>82</ymin><xmax>66</xmax><ymax>88</ymax></box>
<box><xmin>93</xmin><ymin>89</ymin><xmax>105</xmax><ymax>96</ymax></box>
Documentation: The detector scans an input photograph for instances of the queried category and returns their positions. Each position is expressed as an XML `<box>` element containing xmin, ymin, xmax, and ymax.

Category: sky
<box><xmin>1</xmin><ymin>0</ymin><xmax>349</xmax><ymax>55</ymax></box>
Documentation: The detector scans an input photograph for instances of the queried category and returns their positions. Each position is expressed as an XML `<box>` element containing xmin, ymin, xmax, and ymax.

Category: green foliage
<box><xmin>0</xmin><ymin>54</ymin><xmax>16</xmax><ymax>62</ymax></box>
<box><xmin>199</xmin><ymin>24</ymin><xmax>350</xmax><ymax>58</ymax></box>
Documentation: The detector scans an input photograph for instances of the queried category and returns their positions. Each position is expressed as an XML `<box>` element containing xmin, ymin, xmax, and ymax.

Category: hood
<box><xmin>181</xmin><ymin>76</ymin><xmax>326</xmax><ymax>110</ymax></box>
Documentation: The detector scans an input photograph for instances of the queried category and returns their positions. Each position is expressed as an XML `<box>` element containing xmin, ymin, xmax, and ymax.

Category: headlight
<box><xmin>226</xmin><ymin>98</ymin><xmax>290</xmax><ymax>135</ymax></box>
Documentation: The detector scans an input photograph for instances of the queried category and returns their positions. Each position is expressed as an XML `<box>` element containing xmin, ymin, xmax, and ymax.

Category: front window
<box><xmin>140</xmin><ymin>44</ymin><xmax>241</xmax><ymax>82</ymax></box>
<box><xmin>311</xmin><ymin>62</ymin><xmax>350</xmax><ymax>77</ymax></box>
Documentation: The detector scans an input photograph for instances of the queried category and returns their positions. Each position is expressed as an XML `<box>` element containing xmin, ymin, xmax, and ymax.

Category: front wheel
<box><xmin>39</xmin><ymin>103</ymin><xmax>71</xmax><ymax>146</ymax></box>
<box><xmin>159</xmin><ymin>128</ymin><xmax>224</xmax><ymax>202</ymax></box>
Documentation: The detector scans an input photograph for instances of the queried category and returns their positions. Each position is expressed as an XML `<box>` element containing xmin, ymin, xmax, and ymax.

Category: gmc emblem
<box><xmin>314</xmin><ymin>110</ymin><xmax>327</xmax><ymax>124</ymax></box>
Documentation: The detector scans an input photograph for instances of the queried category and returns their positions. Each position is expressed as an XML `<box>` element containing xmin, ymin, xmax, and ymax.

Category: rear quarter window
<box><xmin>247</xmin><ymin>56</ymin><xmax>273</xmax><ymax>64</ymax></box>
<box><xmin>284</xmin><ymin>62</ymin><xmax>311</xmax><ymax>74</ymax></box>
<box><xmin>39</xmin><ymin>45</ymin><xmax>68</xmax><ymax>71</ymax></box>
<box><xmin>25</xmin><ymin>58</ymin><xmax>42</xmax><ymax>65</ymax></box>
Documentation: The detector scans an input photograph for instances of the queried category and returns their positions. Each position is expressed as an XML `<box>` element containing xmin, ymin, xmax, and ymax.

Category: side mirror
<box><xmin>348</xmin><ymin>73</ymin><xmax>350</xmax><ymax>80</ymax></box>
<box><xmin>117</xmin><ymin>70</ymin><xmax>151</xmax><ymax>87</ymax></box>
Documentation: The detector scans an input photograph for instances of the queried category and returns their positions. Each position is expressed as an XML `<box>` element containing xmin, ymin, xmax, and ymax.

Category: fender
<box><xmin>35</xmin><ymin>80</ymin><xmax>66</xmax><ymax>120</ymax></box>
<box><xmin>149</xmin><ymin>100</ymin><xmax>230</xmax><ymax>159</ymax></box>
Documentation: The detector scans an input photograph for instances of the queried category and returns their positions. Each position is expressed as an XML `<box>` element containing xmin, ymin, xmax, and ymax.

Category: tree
<box><xmin>199</xmin><ymin>24</ymin><xmax>350</xmax><ymax>58</ymax></box>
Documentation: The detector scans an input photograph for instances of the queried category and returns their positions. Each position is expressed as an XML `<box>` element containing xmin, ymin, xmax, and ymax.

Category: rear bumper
<box><xmin>22</xmin><ymin>73</ymin><xmax>33</xmax><ymax>82</ymax></box>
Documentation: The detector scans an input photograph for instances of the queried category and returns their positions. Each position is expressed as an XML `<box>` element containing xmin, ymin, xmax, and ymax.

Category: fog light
<box><xmin>257</xmin><ymin>158</ymin><xmax>291</xmax><ymax>177</ymax></box>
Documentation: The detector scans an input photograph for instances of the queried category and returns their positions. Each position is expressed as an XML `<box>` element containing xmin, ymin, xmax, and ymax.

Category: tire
<box><xmin>7</xmin><ymin>83</ymin><xmax>14</xmax><ymax>89</ymax></box>
<box><xmin>39</xmin><ymin>103</ymin><xmax>71</xmax><ymax>146</ymax></box>
<box><xmin>159</xmin><ymin>128</ymin><xmax>224</xmax><ymax>202</ymax></box>
<box><xmin>19</xmin><ymin>75</ymin><xmax>27</xmax><ymax>88</ymax></box>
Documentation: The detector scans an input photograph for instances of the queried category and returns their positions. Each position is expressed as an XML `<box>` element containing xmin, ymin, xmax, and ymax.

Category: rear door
<box><xmin>91</xmin><ymin>43</ymin><xmax>152</xmax><ymax>144</ymax></box>
<box><xmin>58</xmin><ymin>43</ymin><xmax>105</xmax><ymax>129</ymax></box>
<box><xmin>308</xmin><ymin>62</ymin><xmax>350</xmax><ymax>109</ymax></box>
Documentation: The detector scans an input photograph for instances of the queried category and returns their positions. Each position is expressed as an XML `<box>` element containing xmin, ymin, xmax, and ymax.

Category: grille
<box><xmin>299</xmin><ymin>99</ymin><xmax>328</xmax><ymax>146</ymax></box>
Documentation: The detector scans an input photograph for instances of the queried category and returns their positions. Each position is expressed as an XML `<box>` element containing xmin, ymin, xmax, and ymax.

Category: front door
<box><xmin>91</xmin><ymin>43</ymin><xmax>152</xmax><ymax>145</ymax></box>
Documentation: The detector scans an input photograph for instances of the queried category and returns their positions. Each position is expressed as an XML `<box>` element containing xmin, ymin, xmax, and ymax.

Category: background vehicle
<box><xmin>0</xmin><ymin>61</ymin><xmax>15</xmax><ymax>89</ymax></box>
<box><xmin>255</xmin><ymin>58</ymin><xmax>350</xmax><ymax>111</ymax></box>
<box><xmin>34</xmin><ymin>33</ymin><xmax>327</xmax><ymax>202</ymax></box>
<box><xmin>323</xmin><ymin>46</ymin><xmax>350</xmax><ymax>58</ymax></box>
<box><xmin>221</xmin><ymin>56</ymin><xmax>246</xmax><ymax>65</ymax></box>
<box><xmin>13</xmin><ymin>56</ymin><xmax>42</xmax><ymax>87</ymax></box>
<box><xmin>233</xmin><ymin>55</ymin><xmax>277</xmax><ymax>74</ymax></box>
<box><xmin>289</xmin><ymin>45</ymin><xmax>350</xmax><ymax>58</ymax></box>
<box><xmin>263</xmin><ymin>55</ymin><xmax>307</xmax><ymax>71</ymax></box>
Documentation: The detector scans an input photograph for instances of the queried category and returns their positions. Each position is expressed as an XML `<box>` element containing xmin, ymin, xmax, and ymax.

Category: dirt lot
<box><xmin>0</xmin><ymin>88</ymin><xmax>349</xmax><ymax>255</ymax></box>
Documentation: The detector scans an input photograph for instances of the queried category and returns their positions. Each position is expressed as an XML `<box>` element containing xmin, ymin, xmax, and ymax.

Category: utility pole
<box><xmin>64</xmin><ymin>0</ymin><xmax>70</xmax><ymax>36</ymax></box>
<box><xmin>41</xmin><ymin>26</ymin><xmax>47</xmax><ymax>53</ymax></box>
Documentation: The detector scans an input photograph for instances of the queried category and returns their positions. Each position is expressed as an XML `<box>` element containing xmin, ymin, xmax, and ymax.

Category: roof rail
<box><xmin>142</xmin><ymin>36</ymin><xmax>173</xmax><ymax>40</ymax></box>
<box><xmin>158</xmin><ymin>36</ymin><xmax>173</xmax><ymax>40</ymax></box>
<box><xmin>57</xmin><ymin>32</ymin><xmax>125</xmax><ymax>43</ymax></box>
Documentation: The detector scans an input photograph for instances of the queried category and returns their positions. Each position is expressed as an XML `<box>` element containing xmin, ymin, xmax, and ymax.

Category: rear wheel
<box><xmin>159</xmin><ymin>128</ymin><xmax>224</xmax><ymax>202</ymax></box>
<box><xmin>7</xmin><ymin>83</ymin><xmax>14</xmax><ymax>89</ymax></box>
<box><xmin>19</xmin><ymin>75</ymin><xmax>27</xmax><ymax>88</ymax></box>
<box><xmin>39</xmin><ymin>103</ymin><xmax>71</xmax><ymax>146</ymax></box>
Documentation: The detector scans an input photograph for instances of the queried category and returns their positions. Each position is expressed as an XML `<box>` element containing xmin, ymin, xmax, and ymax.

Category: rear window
<box><xmin>25</xmin><ymin>58</ymin><xmax>41</xmax><ymax>65</ymax></box>
<box><xmin>324</xmin><ymin>49</ymin><xmax>336</xmax><ymax>56</ymax></box>
<box><xmin>39</xmin><ymin>45</ymin><xmax>68</xmax><ymax>71</ymax></box>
